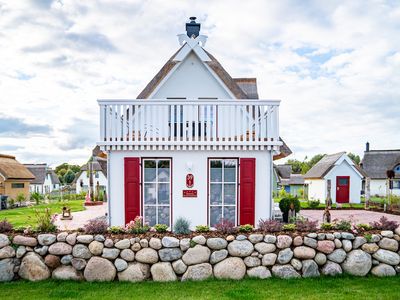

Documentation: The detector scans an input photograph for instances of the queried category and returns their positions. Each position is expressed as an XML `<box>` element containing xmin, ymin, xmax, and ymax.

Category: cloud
<box><xmin>0</xmin><ymin>115</ymin><xmax>51</xmax><ymax>137</ymax></box>
<box><xmin>0</xmin><ymin>0</ymin><xmax>399</xmax><ymax>165</ymax></box>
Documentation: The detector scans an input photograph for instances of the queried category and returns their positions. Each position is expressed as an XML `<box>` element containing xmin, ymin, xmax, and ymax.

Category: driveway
<box><xmin>300</xmin><ymin>209</ymin><xmax>400</xmax><ymax>224</ymax></box>
<box><xmin>55</xmin><ymin>203</ymin><xmax>107</xmax><ymax>230</ymax></box>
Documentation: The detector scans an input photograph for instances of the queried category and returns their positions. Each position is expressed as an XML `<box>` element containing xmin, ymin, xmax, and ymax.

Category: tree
<box><xmin>55</xmin><ymin>163</ymin><xmax>82</xmax><ymax>185</ymax></box>
<box><xmin>286</xmin><ymin>154</ymin><xmax>325</xmax><ymax>174</ymax></box>
<box><xmin>286</xmin><ymin>159</ymin><xmax>304</xmax><ymax>173</ymax></box>
<box><xmin>63</xmin><ymin>170</ymin><xmax>76</xmax><ymax>184</ymax></box>
<box><xmin>348</xmin><ymin>152</ymin><xmax>361</xmax><ymax>165</ymax></box>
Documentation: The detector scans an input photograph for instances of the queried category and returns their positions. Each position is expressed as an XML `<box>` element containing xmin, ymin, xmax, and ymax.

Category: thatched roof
<box><xmin>275</xmin><ymin>164</ymin><xmax>292</xmax><ymax>179</ymax></box>
<box><xmin>0</xmin><ymin>154</ymin><xmax>35</xmax><ymax>180</ymax></box>
<box><xmin>24</xmin><ymin>164</ymin><xmax>47</xmax><ymax>184</ymax></box>
<box><xmin>304</xmin><ymin>152</ymin><xmax>345</xmax><ymax>179</ymax></box>
<box><xmin>234</xmin><ymin>78</ymin><xmax>259</xmax><ymax>99</ymax></box>
<box><xmin>361</xmin><ymin>150</ymin><xmax>400</xmax><ymax>179</ymax></box>
<box><xmin>48</xmin><ymin>169</ymin><xmax>61</xmax><ymax>185</ymax></box>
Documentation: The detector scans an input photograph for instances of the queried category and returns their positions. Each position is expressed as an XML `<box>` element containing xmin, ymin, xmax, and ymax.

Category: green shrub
<box><xmin>279</xmin><ymin>188</ymin><xmax>289</xmax><ymax>198</ymax></box>
<box><xmin>364</xmin><ymin>233</ymin><xmax>372</xmax><ymax>243</ymax></box>
<box><xmin>16</xmin><ymin>192</ymin><xmax>25</xmax><ymax>205</ymax></box>
<box><xmin>307</xmin><ymin>199</ymin><xmax>320</xmax><ymax>209</ymax></box>
<box><xmin>98</xmin><ymin>191</ymin><xmax>104</xmax><ymax>202</ymax></box>
<box><xmin>174</xmin><ymin>217</ymin><xmax>191</xmax><ymax>234</ymax></box>
<box><xmin>320</xmin><ymin>222</ymin><xmax>333</xmax><ymax>230</ymax></box>
<box><xmin>238</xmin><ymin>224</ymin><xmax>253</xmax><ymax>232</ymax></box>
<box><xmin>195</xmin><ymin>225</ymin><xmax>210</xmax><ymax>233</ymax></box>
<box><xmin>30</xmin><ymin>192</ymin><xmax>43</xmax><ymax>205</ymax></box>
<box><xmin>31</xmin><ymin>208</ymin><xmax>57</xmax><ymax>232</ymax></box>
<box><xmin>108</xmin><ymin>226</ymin><xmax>125</xmax><ymax>234</ymax></box>
<box><xmin>356</xmin><ymin>223</ymin><xmax>373</xmax><ymax>232</ymax></box>
<box><xmin>283</xmin><ymin>224</ymin><xmax>296</xmax><ymax>231</ymax></box>
<box><xmin>334</xmin><ymin>219</ymin><xmax>352</xmax><ymax>231</ymax></box>
<box><xmin>279</xmin><ymin>196</ymin><xmax>301</xmax><ymax>213</ymax></box>
<box><xmin>154</xmin><ymin>224</ymin><xmax>169</xmax><ymax>233</ymax></box>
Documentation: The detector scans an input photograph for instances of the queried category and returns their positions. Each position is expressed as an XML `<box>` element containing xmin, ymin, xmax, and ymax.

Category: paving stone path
<box><xmin>55</xmin><ymin>203</ymin><xmax>107</xmax><ymax>230</ymax></box>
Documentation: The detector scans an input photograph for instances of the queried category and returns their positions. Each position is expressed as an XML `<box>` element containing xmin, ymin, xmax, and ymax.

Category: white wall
<box><xmin>76</xmin><ymin>171</ymin><xmax>107</xmax><ymax>194</ymax></box>
<box><xmin>108</xmin><ymin>150</ymin><xmax>272</xmax><ymax>228</ymax></box>
<box><xmin>370</xmin><ymin>180</ymin><xmax>387</xmax><ymax>197</ymax></box>
<box><xmin>324</xmin><ymin>159</ymin><xmax>362</xmax><ymax>204</ymax></box>
<box><xmin>30</xmin><ymin>184</ymin><xmax>43</xmax><ymax>194</ymax></box>
<box><xmin>305</xmin><ymin>179</ymin><xmax>325</xmax><ymax>202</ymax></box>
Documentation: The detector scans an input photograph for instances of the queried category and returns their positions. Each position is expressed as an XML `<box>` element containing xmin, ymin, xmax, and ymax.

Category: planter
<box><xmin>84</xmin><ymin>201</ymin><xmax>104</xmax><ymax>207</ymax></box>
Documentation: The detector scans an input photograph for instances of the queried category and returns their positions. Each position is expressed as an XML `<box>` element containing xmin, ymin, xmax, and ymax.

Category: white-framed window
<box><xmin>209</xmin><ymin>159</ymin><xmax>238</xmax><ymax>227</ymax></box>
<box><xmin>143</xmin><ymin>159</ymin><xmax>171</xmax><ymax>227</ymax></box>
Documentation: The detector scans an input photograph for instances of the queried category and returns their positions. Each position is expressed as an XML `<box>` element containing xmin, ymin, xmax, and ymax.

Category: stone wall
<box><xmin>1</xmin><ymin>229</ymin><xmax>400</xmax><ymax>282</ymax></box>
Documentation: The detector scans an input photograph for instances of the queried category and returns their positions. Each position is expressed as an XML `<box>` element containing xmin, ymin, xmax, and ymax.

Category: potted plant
<box><xmin>279</xmin><ymin>196</ymin><xmax>300</xmax><ymax>223</ymax></box>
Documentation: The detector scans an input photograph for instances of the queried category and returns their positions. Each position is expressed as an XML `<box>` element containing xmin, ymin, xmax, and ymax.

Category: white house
<box><xmin>97</xmin><ymin>18</ymin><xmax>289</xmax><ymax>228</ymax></box>
<box><xmin>304</xmin><ymin>152</ymin><xmax>364</xmax><ymax>204</ymax></box>
<box><xmin>74</xmin><ymin>159</ymin><xmax>107</xmax><ymax>194</ymax></box>
<box><xmin>24</xmin><ymin>164</ymin><xmax>60</xmax><ymax>194</ymax></box>
<box><xmin>361</xmin><ymin>143</ymin><xmax>400</xmax><ymax>196</ymax></box>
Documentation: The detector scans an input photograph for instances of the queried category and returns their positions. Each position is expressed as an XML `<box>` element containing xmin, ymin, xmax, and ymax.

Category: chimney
<box><xmin>186</xmin><ymin>17</ymin><xmax>200</xmax><ymax>38</ymax></box>
<box><xmin>366</xmin><ymin>142</ymin><xmax>370</xmax><ymax>152</ymax></box>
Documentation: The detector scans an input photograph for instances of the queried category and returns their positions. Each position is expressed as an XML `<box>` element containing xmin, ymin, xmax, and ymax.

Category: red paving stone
<box><xmin>300</xmin><ymin>209</ymin><xmax>400</xmax><ymax>224</ymax></box>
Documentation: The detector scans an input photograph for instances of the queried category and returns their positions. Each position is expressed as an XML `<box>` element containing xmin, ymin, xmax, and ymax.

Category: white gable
<box><xmin>151</xmin><ymin>52</ymin><xmax>234</xmax><ymax>99</ymax></box>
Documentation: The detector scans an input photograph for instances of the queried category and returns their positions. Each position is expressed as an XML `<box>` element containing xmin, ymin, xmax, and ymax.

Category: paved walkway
<box><xmin>55</xmin><ymin>203</ymin><xmax>107</xmax><ymax>230</ymax></box>
<box><xmin>300</xmin><ymin>209</ymin><xmax>400</xmax><ymax>224</ymax></box>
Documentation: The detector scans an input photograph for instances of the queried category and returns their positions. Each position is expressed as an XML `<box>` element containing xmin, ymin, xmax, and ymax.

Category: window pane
<box><xmin>144</xmin><ymin>206</ymin><xmax>156</xmax><ymax>227</ymax></box>
<box><xmin>224</xmin><ymin>184</ymin><xmax>236</xmax><ymax>205</ymax></box>
<box><xmin>210</xmin><ymin>184</ymin><xmax>222</xmax><ymax>205</ymax></box>
<box><xmin>339</xmin><ymin>178</ymin><xmax>348</xmax><ymax>185</ymax></box>
<box><xmin>144</xmin><ymin>161</ymin><xmax>156</xmax><ymax>182</ymax></box>
<box><xmin>158</xmin><ymin>160</ymin><xmax>170</xmax><ymax>182</ymax></box>
<box><xmin>224</xmin><ymin>167</ymin><xmax>236</xmax><ymax>182</ymax></box>
<box><xmin>210</xmin><ymin>160</ymin><xmax>222</xmax><ymax>182</ymax></box>
<box><xmin>223</xmin><ymin>206</ymin><xmax>236</xmax><ymax>224</ymax></box>
<box><xmin>144</xmin><ymin>183</ymin><xmax>156</xmax><ymax>204</ymax></box>
<box><xmin>158</xmin><ymin>183</ymin><xmax>170</xmax><ymax>204</ymax></box>
<box><xmin>210</xmin><ymin>206</ymin><xmax>222</xmax><ymax>227</ymax></box>
<box><xmin>158</xmin><ymin>206</ymin><xmax>170</xmax><ymax>226</ymax></box>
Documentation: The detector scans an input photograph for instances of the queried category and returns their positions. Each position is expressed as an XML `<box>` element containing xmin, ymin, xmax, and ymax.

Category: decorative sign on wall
<box><xmin>186</xmin><ymin>173</ymin><xmax>194</xmax><ymax>188</ymax></box>
<box><xmin>183</xmin><ymin>190</ymin><xmax>197</xmax><ymax>197</ymax></box>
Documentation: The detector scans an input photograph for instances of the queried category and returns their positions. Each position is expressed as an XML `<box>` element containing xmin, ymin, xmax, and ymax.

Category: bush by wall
<box><xmin>0</xmin><ymin>228</ymin><xmax>399</xmax><ymax>283</ymax></box>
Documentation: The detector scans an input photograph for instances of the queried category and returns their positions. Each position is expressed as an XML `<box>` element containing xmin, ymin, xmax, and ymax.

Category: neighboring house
<box><xmin>0</xmin><ymin>154</ymin><xmax>35</xmax><ymax>200</ymax></box>
<box><xmin>97</xmin><ymin>18</ymin><xmax>289</xmax><ymax>227</ymax></box>
<box><xmin>24</xmin><ymin>164</ymin><xmax>60</xmax><ymax>194</ymax></box>
<box><xmin>360</xmin><ymin>143</ymin><xmax>400</xmax><ymax>197</ymax></box>
<box><xmin>274</xmin><ymin>164</ymin><xmax>306</xmax><ymax>197</ymax></box>
<box><xmin>304</xmin><ymin>152</ymin><xmax>364</xmax><ymax>204</ymax></box>
<box><xmin>74</xmin><ymin>147</ymin><xmax>108</xmax><ymax>194</ymax></box>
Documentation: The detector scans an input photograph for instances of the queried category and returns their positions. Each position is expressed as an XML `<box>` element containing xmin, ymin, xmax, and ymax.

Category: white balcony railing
<box><xmin>98</xmin><ymin>99</ymin><xmax>281</xmax><ymax>151</ymax></box>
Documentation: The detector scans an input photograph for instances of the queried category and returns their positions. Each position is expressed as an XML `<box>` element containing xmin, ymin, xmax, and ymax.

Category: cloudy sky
<box><xmin>0</xmin><ymin>0</ymin><xmax>399</xmax><ymax>167</ymax></box>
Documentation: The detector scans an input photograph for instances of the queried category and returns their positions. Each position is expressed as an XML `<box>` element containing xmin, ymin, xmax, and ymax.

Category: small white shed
<box><xmin>304</xmin><ymin>152</ymin><xmax>364</xmax><ymax>204</ymax></box>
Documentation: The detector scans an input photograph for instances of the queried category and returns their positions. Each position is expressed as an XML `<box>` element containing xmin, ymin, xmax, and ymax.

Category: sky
<box><xmin>0</xmin><ymin>0</ymin><xmax>399</xmax><ymax>167</ymax></box>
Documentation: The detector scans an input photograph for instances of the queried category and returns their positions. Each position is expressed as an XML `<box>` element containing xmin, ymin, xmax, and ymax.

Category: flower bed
<box><xmin>0</xmin><ymin>228</ymin><xmax>399</xmax><ymax>283</ymax></box>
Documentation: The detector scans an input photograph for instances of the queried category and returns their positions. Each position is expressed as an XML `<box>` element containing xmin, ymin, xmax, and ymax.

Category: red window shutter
<box><xmin>124</xmin><ymin>157</ymin><xmax>140</xmax><ymax>224</ymax></box>
<box><xmin>239</xmin><ymin>158</ymin><xmax>256</xmax><ymax>226</ymax></box>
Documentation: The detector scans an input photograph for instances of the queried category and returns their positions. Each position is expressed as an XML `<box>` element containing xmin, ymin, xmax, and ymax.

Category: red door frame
<box><xmin>336</xmin><ymin>176</ymin><xmax>350</xmax><ymax>203</ymax></box>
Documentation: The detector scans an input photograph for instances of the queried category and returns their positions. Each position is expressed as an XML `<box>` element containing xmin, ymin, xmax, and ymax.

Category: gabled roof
<box><xmin>47</xmin><ymin>169</ymin><xmax>60</xmax><ymax>185</ymax></box>
<box><xmin>361</xmin><ymin>149</ymin><xmax>400</xmax><ymax>179</ymax></box>
<box><xmin>135</xmin><ymin>38</ymin><xmax>291</xmax><ymax>159</ymax></box>
<box><xmin>289</xmin><ymin>174</ymin><xmax>306</xmax><ymax>185</ymax></box>
<box><xmin>233</xmin><ymin>78</ymin><xmax>259</xmax><ymax>99</ymax></box>
<box><xmin>304</xmin><ymin>152</ymin><xmax>345</xmax><ymax>179</ymax></box>
<box><xmin>0</xmin><ymin>154</ymin><xmax>35</xmax><ymax>180</ymax></box>
<box><xmin>274</xmin><ymin>164</ymin><xmax>292</xmax><ymax>179</ymax></box>
<box><xmin>24</xmin><ymin>164</ymin><xmax>47</xmax><ymax>184</ymax></box>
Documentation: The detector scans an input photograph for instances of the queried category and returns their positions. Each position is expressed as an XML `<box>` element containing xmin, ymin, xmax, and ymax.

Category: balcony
<box><xmin>98</xmin><ymin>99</ymin><xmax>282</xmax><ymax>151</ymax></box>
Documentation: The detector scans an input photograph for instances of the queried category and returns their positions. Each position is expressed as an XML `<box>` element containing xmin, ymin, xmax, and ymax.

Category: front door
<box><xmin>336</xmin><ymin>176</ymin><xmax>350</xmax><ymax>203</ymax></box>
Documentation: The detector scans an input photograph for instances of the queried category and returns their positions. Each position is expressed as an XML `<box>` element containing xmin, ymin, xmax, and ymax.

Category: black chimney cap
<box><xmin>186</xmin><ymin>16</ymin><xmax>200</xmax><ymax>38</ymax></box>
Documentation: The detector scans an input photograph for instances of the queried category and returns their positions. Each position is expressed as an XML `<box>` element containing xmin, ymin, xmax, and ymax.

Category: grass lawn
<box><xmin>0</xmin><ymin>200</ymin><xmax>84</xmax><ymax>227</ymax></box>
<box><xmin>0</xmin><ymin>277</ymin><xmax>399</xmax><ymax>300</ymax></box>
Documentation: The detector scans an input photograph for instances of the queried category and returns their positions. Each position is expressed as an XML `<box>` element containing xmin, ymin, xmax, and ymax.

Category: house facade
<box><xmin>304</xmin><ymin>152</ymin><xmax>364</xmax><ymax>204</ymax></box>
<box><xmin>74</xmin><ymin>160</ymin><xmax>107</xmax><ymax>195</ymax></box>
<box><xmin>0</xmin><ymin>154</ymin><xmax>35</xmax><ymax>200</ymax></box>
<box><xmin>97</xmin><ymin>18</ymin><xmax>287</xmax><ymax>228</ymax></box>
<box><xmin>274</xmin><ymin>164</ymin><xmax>306</xmax><ymax>197</ymax></box>
<box><xmin>361</xmin><ymin>143</ymin><xmax>400</xmax><ymax>197</ymax></box>
<box><xmin>24</xmin><ymin>164</ymin><xmax>60</xmax><ymax>194</ymax></box>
